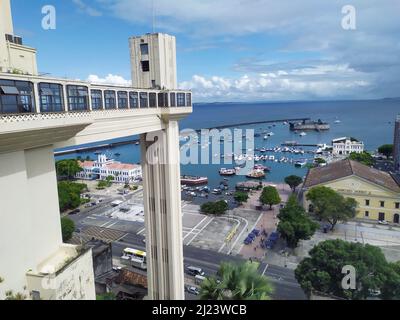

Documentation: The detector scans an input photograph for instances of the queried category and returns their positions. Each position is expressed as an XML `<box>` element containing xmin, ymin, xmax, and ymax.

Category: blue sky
<box><xmin>10</xmin><ymin>0</ymin><xmax>400</xmax><ymax>102</ymax></box>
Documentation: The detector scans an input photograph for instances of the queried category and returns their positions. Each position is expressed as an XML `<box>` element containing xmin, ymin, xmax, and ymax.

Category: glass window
<box><xmin>104</xmin><ymin>90</ymin><xmax>116</xmax><ymax>109</ymax></box>
<box><xmin>140</xmin><ymin>43</ymin><xmax>149</xmax><ymax>55</ymax></box>
<box><xmin>177</xmin><ymin>93</ymin><xmax>185</xmax><ymax>107</ymax></box>
<box><xmin>158</xmin><ymin>93</ymin><xmax>168</xmax><ymax>108</ymax></box>
<box><xmin>380</xmin><ymin>201</ymin><xmax>385</xmax><ymax>208</ymax></box>
<box><xmin>129</xmin><ymin>92</ymin><xmax>138</xmax><ymax>108</ymax></box>
<box><xmin>365</xmin><ymin>199</ymin><xmax>370</xmax><ymax>206</ymax></box>
<box><xmin>118</xmin><ymin>91</ymin><xmax>128</xmax><ymax>109</ymax></box>
<box><xmin>0</xmin><ymin>79</ymin><xmax>35</xmax><ymax>114</ymax></box>
<box><xmin>141</xmin><ymin>61</ymin><xmax>150</xmax><ymax>72</ymax></box>
<box><xmin>39</xmin><ymin>83</ymin><xmax>64</xmax><ymax>112</ymax></box>
<box><xmin>186</xmin><ymin>93</ymin><xmax>192</xmax><ymax>107</ymax></box>
<box><xmin>91</xmin><ymin>90</ymin><xmax>103</xmax><ymax>110</ymax></box>
<box><xmin>67</xmin><ymin>85</ymin><xmax>88</xmax><ymax>111</ymax></box>
<box><xmin>396</xmin><ymin>202</ymin><xmax>400</xmax><ymax>209</ymax></box>
<box><xmin>365</xmin><ymin>211</ymin><xmax>369</xmax><ymax>217</ymax></box>
<box><xmin>149</xmin><ymin>92</ymin><xmax>157</xmax><ymax>108</ymax></box>
<box><xmin>170</xmin><ymin>93</ymin><xmax>176</xmax><ymax>107</ymax></box>
<box><xmin>140</xmin><ymin>92</ymin><xmax>148</xmax><ymax>108</ymax></box>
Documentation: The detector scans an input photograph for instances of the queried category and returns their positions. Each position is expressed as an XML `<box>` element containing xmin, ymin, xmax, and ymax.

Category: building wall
<box><xmin>394</xmin><ymin>116</ymin><xmax>400</xmax><ymax>173</ymax></box>
<box><xmin>332</xmin><ymin>140</ymin><xmax>364</xmax><ymax>155</ymax></box>
<box><xmin>129</xmin><ymin>33</ymin><xmax>177</xmax><ymax>90</ymax></box>
<box><xmin>303</xmin><ymin>175</ymin><xmax>400</xmax><ymax>223</ymax></box>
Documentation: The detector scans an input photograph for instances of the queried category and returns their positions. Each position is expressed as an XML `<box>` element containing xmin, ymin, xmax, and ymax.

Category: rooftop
<box><xmin>303</xmin><ymin>159</ymin><xmax>400</xmax><ymax>193</ymax></box>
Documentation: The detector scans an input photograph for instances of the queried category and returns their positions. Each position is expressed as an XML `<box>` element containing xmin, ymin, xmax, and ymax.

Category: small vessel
<box><xmin>246</xmin><ymin>169</ymin><xmax>266</xmax><ymax>179</ymax></box>
<box><xmin>219</xmin><ymin>168</ymin><xmax>236</xmax><ymax>176</ymax></box>
<box><xmin>181</xmin><ymin>175</ymin><xmax>208</xmax><ymax>185</ymax></box>
<box><xmin>267</xmin><ymin>132</ymin><xmax>275</xmax><ymax>137</ymax></box>
<box><xmin>263</xmin><ymin>135</ymin><xmax>268</xmax><ymax>140</ymax></box>
<box><xmin>254</xmin><ymin>164</ymin><xmax>271</xmax><ymax>172</ymax></box>
<box><xmin>299</xmin><ymin>132</ymin><xmax>307</xmax><ymax>137</ymax></box>
<box><xmin>114</xmin><ymin>153</ymin><xmax>121</xmax><ymax>156</ymax></box>
<box><xmin>334</xmin><ymin>120</ymin><xmax>341</xmax><ymax>124</ymax></box>
<box><xmin>294</xmin><ymin>160</ymin><xmax>308</xmax><ymax>168</ymax></box>
<box><xmin>135</xmin><ymin>142</ymin><xmax>140</xmax><ymax>145</ymax></box>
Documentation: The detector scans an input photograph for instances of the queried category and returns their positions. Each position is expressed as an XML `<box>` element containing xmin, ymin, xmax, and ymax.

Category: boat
<box><xmin>334</xmin><ymin>120</ymin><xmax>341</xmax><ymax>124</ymax></box>
<box><xmin>260</xmin><ymin>147</ymin><xmax>266</xmax><ymax>153</ymax></box>
<box><xmin>267</xmin><ymin>132</ymin><xmax>275</xmax><ymax>137</ymax></box>
<box><xmin>263</xmin><ymin>136</ymin><xmax>268</xmax><ymax>140</ymax></box>
<box><xmin>114</xmin><ymin>153</ymin><xmax>121</xmax><ymax>156</ymax></box>
<box><xmin>294</xmin><ymin>160</ymin><xmax>308</xmax><ymax>168</ymax></box>
<box><xmin>181</xmin><ymin>175</ymin><xmax>208</xmax><ymax>185</ymax></box>
<box><xmin>254</xmin><ymin>164</ymin><xmax>271</xmax><ymax>172</ymax></box>
<box><xmin>299</xmin><ymin>132</ymin><xmax>307</xmax><ymax>137</ymax></box>
<box><xmin>246</xmin><ymin>169</ymin><xmax>266</xmax><ymax>179</ymax></box>
<box><xmin>219</xmin><ymin>168</ymin><xmax>236</xmax><ymax>176</ymax></box>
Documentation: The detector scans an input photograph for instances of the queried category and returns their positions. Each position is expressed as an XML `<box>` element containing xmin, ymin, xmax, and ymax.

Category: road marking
<box><xmin>183</xmin><ymin>216</ymin><xmax>209</xmax><ymax>241</ymax></box>
<box><xmin>186</xmin><ymin>217</ymin><xmax>214</xmax><ymax>246</ymax></box>
<box><xmin>217</xmin><ymin>217</ymin><xmax>241</xmax><ymax>253</ymax></box>
<box><xmin>228</xmin><ymin>215</ymin><xmax>249</xmax><ymax>255</ymax></box>
<box><xmin>137</xmin><ymin>228</ymin><xmax>146</xmax><ymax>235</ymax></box>
<box><xmin>262</xmin><ymin>264</ymin><xmax>269</xmax><ymax>276</ymax></box>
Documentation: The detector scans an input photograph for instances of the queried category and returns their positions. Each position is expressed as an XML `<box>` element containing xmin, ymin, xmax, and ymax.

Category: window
<box><xmin>365</xmin><ymin>199</ymin><xmax>370</xmax><ymax>206</ymax></box>
<box><xmin>151</xmin><ymin>80</ymin><xmax>156</xmax><ymax>88</ymax></box>
<box><xmin>104</xmin><ymin>90</ymin><xmax>116</xmax><ymax>109</ymax></box>
<box><xmin>39</xmin><ymin>83</ymin><xmax>64</xmax><ymax>112</ymax></box>
<box><xmin>140</xmin><ymin>43</ymin><xmax>149</xmax><ymax>55</ymax></box>
<box><xmin>140</xmin><ymin>92</ymin><xmax>148</xmax><ymax>108</ymax></box>
<box><xmin>129</xmin><ymin>92</ymin><xmax>138</xmax><ymax>108</ymax></box>
<box><xmin>0</xmin><ymin>79</ymin><xmax>35</xmax><ymax>114</ymax></box>
<box><xmin>396</xmin><ymin>202</ymin><xmax>400</xmax><ymax>209</ymax></box>
<box><xmin>380</xmin><ymin>201</ymin><xmax>385</xmax><ymax>208</ymax></box>
<box><xmin>379</xmin><ymin>212</ymin><xmax>385</xmax><ymax>221</ymax></box>
<box><xmin>186</xmin><ymin>93</ymin><xmax>192</xmax><ymax>106</ymax></box>
<box><xmin>170</xmin><ymin>93</ymin><xmax>176</xmax><ymax>107</ymax></box>
<box><xmin>149</xmin><ymin>92</ymin><xmax>157</xmax><ymax>108</ymax></box>
<box><xmin>158</xmin><ymin>92</ymin><xmax>169</xmax><ymax>108</ymax></box>
<box><xmin>365</xmin><ymin>211</ymin><xmax>369</xmax><ymax>217</ymax></box>
<box><xmin>91</xmin><ymin>90</ymin><xmax>103</xmax><ymax>110</ymax></box>
<box><xmin>118</xmin><ymin>91</ymin><xmax>128</xmax><ymax>109</ymax></box>
<box><xmin>177</xmin><ymin>93</ymin><xmax>185</xmax><ymax>107</ymax></box>
<box><xmin>67</xmin><ymin>85</ymin><xmax>88</xmax><ymax>111</ymax></box>
<box><xmin>141</xmin><ymin>61</ymin><xmax>150</xmax><ymax>72</ymax></box>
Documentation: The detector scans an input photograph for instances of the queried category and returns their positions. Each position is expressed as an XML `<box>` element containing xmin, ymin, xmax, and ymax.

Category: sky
<box><xmin>10</xmin><ymin>0</ymin><xmax>400</xmax><ymax>102</ymax></box>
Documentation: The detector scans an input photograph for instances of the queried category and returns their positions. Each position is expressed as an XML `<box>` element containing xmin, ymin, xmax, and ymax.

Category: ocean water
<box><xmin>56</xmin><ymin>99</ymin><xmax>400</xmax><ymax>188</ymax></box>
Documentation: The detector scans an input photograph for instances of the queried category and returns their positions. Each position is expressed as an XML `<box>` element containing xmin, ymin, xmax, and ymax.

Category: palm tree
<box><xmin>200</xmin><ymin>261</ymin><xmax>274</xmax><ymax>300</ymax></box>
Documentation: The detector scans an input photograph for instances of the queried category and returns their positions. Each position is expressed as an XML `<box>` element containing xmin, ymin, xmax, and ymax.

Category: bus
<box><xmin>121</xmin><ymin>248</ymin><xmax>147</xmax><ymax>270</ymax></box>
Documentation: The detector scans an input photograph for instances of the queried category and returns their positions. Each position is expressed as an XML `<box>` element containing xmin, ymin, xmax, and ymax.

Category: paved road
<box><xmin>111</xmin><ymin>233</ymin><xmax>306</xmax><ymax>300</ymax></box>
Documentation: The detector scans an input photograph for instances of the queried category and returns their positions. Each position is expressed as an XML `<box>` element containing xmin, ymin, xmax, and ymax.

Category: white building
<box><xmin>76</xmin><ymin>154</ymin><xmax>142</xmax><ymax>183</ymax></box>
<box><xmin>0</xmin><ymin>0</ymin><xmax>191</xmax><ymax>300</ymax></box>
<box><xmin>130</xmin><ymin>33</ymin><xmax>177</xmax><ymax>90</ymax></box>
<box><xmin>332</xmin><ymin>137</ymin><xmax>364</xmax><ymax>155</ymax></box>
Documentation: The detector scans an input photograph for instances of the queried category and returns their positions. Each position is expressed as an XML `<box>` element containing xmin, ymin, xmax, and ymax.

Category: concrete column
<box><xmin>140</xmin><ymin>119</ymin><xmax>184</xmax><ymax>300</ymax></box>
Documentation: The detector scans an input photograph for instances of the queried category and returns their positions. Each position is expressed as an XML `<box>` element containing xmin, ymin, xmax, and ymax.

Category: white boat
<box><xmin>299</xmin><ymin>132</ymin><xmax>307</xmax><ymax>137</ymax></box>
<box><xmin>334</xmin><ymin>120</ymin><xmax>341</xmax><ymax>124</ymax></box>
<box><xmin>294</xmin><ymin>160</ymin><xmax>307</xmax><ymax>168</ymax></box>
<box><xmin>263</xmin><ymin>136</ymin><xmax>268</xmax><ymax>140</ymax></box>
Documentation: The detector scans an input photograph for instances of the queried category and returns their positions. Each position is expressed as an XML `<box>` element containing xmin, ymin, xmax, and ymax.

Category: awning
<box><xmin>0</xmin><ymin>86</ymin><xmax>19</xmax><ymax>95</ymax></box>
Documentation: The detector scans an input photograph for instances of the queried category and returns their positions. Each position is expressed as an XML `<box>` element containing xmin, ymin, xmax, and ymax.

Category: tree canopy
<box><xmin>234</xmin><ymin>192</ymin><xmax>249</xmax><ymax>204</ymax></box>
<box><xmin>61</xmin><ymin>217</ymin><xmax>75</xmax><ymax>242</ymax></box>
<box><xmin>306</xmin><ymin>186</ymin><xmax>357</xmax><ymax>230</ymax></box>
<box><xmin>260</xmin><ymin>186</ymin><xmax>281</xmax><ymax>210</ymax></box>
<box><xmin>284</xmin><ymin>175</ymin><xmax>303</xmax><ymax>192</ymax></box>
<box><xmin>200</xmin><ymin>261</ymin><xmax>274</xmax><ymax>300</ymax></box>
<box><xmin>378</xmin><ymin>144</ymin><xmax>394</xmax><ymax>158</ymax></box>
<box><xmin>56</xmin><ymin>159</ymin><xmax>83</xmax><ymax>180</ymax></box>
<box><xmin>201</xmin><ymin>200</ymin><xmax>229</xmax><ymax>215</ymax></box>
<box><xmin>348</xmin><ymin>151</ymin><xmax>374</xmax><ymax>166</ymax></box>
<box><xmin>278</xmin><ymin>196</ymin><xmax>319</xmax><ymax>248</ymax></box>
<box><xmin>295</xmin><ymin>239</ymin><xmax>400</xmax><ymax>300</ymax></box>
<box><xmin>58</xmin><ymin>181</ymin><xmax>87</xmax><ymax>212</ymax></box>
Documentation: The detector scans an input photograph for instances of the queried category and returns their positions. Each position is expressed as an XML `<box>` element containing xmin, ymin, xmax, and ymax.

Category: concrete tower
<box><xmin>394</xmin><ymin>115</ymin><xmax>400</xmax><ymax>173</ymax></box>
<box><xmin>0</xmin><ymin>0</ymin><xmax>37</xmax><ymax>75</ymax></box>
<box><xmin>129</xmin><ymin>33</ymin><xmax>177</xmax><ymax>90</ymax></box>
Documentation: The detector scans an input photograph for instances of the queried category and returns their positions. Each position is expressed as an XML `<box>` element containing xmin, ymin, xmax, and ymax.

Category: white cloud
<box><xmin>180</xmin><ymin>64</ymin><xmax>371</xmax><ymax>101</ymax></box>
<box><xmin>73</xmin><ymin>0</ymin><xmax>102</xmax><ymax>17</ymax></box>
<box><xmin>87</xmin><ymin>74</ymin><xmax>132</xmax><ymax>86</ymax></box>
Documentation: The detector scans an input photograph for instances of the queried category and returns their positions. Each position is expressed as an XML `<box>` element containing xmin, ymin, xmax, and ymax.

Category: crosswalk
<box><xmin>80</xmin><ymin>226</ymin><xmax>128</xmax><ymax>243</ymax></box>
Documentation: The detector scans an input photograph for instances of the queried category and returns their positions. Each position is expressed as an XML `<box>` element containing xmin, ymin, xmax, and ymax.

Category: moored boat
<box><xmin>246</xmin><ymin>169</ymin><xmax>266</xmax><ymax>179</ymax></box>
<box><xmin>219</xmin><ymin>168</ymin><xmax>236</xmax><ymax>176</ymax></box>
<box><xmin>181</xmin><ymin>175</ymin><xmax>208</xmax><ymax>185</ymax></box>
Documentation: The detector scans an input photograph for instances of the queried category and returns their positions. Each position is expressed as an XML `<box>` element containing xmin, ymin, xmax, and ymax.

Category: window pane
<box><xmin>91</xmin><ymin>90</ymin><xmax>103</xmax><ymax>110</ymax></box>
<box><xmin>177</xmin><ymin>93</ymin><xmax>185</xmax><ymax>107</ymax></box>
<box><xmin>140</xmin><ymin>43</ymin><xmax>149</xmax><ymax>55</ymax></box>
<box><xmin>118</xmin><ymin>91</ymin><xmax>128</xmax><ymax>109</ymax></box>
<box><xmin>0</xmin><ymin>79</ymin><xmax>34</xmax><ymax>114</ymax></box>
<box><xmin>170</xmin><ymin>93</ymin><xmax>176</xmax><ymax>107</ymax></box>
<box><xmin>39</xmin><ymin>83</ymin><xmax>64</xmax><ymax>112</ymax></box>
<box><xmin>149</xmin><ymin>93</ymin><xmax>156</xmax><ymax>108</ymax></box>
<box><xmin>104</xmin><ymin>90</ymin><xmax>116</xmax><ymax>109</ymax></box>
<box><xmin>67</xmin><ymin>85</ymin><xmax>88</xmax><ymax>111</ymax></box>
<box><xmin>140</xmin><ymin>92</ymin><xmax>148</xmax><ymax>108</ymax></box>
<box><xmin>129</xmin><ymin>92</ymin><xmax>138</xmax><ymax>108</ymax></box>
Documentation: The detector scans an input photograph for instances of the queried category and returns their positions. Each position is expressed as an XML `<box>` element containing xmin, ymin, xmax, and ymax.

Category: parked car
<box><xmin>378</xmin><ymin>220</ymin><xmax>389</xmax><ymax>225</ymax></box>
<box><xmin>69</xmin><ymin>209</ymin><xmax>80</xmax><ymax>215</ymax></box>
<box><xmin>186</xmin><ymin>266</ymin><xmax>205</xmax><ymax>277</ymax></box>
<box><xmin>252</xmin><ymin>229</ymin><xmax>261</xmax><ymax>237</ymax></box>
<box><xmin>186</xmin><ymin>286</ymin><xmax>200</xmax><ymax>296</ymax></box>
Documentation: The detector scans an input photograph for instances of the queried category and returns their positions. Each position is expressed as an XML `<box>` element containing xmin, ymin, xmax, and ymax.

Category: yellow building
<box><xmin>302</xmin><ymin>159</ymin><xmax>400</xmax><ymax>224</ymax></box>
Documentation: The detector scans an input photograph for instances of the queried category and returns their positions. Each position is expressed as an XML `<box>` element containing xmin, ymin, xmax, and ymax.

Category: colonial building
<box><xmin>332</xmin><ymin>137</ymin><xmax>364</xmax><ymax>155</ymax></box>
<box><xmin>76</xmin><ymin>154</ymin><xmax>142</xmax><ymax>183</ymax></box>
<box><xmin>302</xmin><ymin>159</ymin><xmax>400</xmax><ymax>224</ymax></box>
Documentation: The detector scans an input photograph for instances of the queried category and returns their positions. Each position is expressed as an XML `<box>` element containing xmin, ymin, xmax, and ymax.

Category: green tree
<box><xmin>295</xmin><ymin>239</ymin><xmax>397</xmax><ymax>300</ymax></box>
<box><xmin>61</xmin><ymin>217</ymin><xmax>75</xmax><ymax>242</ymax></box>
<box><xmin>381</xmin><ymin>261</ymin><xmax>400</xmax><ymax>300</ymax></box>
<box><xmin>200</xmin><ymin>261</ymin><xmax>273</xmax><ymax>300</ymax></box>
<box><xmin>284</xmin><ymin>175</ymin><xmax>303</xmax><ymax>192</ymax></box>
<box><xmin>96</xmin><ymin>292</ymin><xmax>117</xmax><ymax>300</ymax></box>
<box><xmin>201</xmin><ymin>201</ymin><xmax>228</xmax><ymax>215</ymax></box>
<box><xmin>57</xmin><ymin>181</ymin><xmax>87</xmax><ymax>212</ymax></box>
<box><xmin>234</xmin><ymin>192</ymin><xmax>249</xmax><ymax>204</ymax></box>
<box><xmin>306</xmin><ymin>186</ymin><xmax>357</xmax><ymax>230</ymax></box>
<box><xmin>260</xmin><ymin>186</ymin><xmax>281</xmax><ymax>210</ymax></box>
<box><xmin>56</xmin><ymin>159</ymin><xmax>83</xmax><ymax>180</ymax></box>
<box><xmin>378</xmin><ymin>144</ymin><xmax>394</xmax><ymax>158</ymax></box>
<box><xmin>277</xmin><ymin>196</ymin><xmax>319</xmax><ymax>248</ymax></box>
<box><xmin>348</xmin><ymin>151</ymin><xmax>374</xmax><ymax>166</ymax></box>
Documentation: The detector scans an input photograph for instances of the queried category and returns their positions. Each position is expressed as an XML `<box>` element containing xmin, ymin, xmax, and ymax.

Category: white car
<box><xmin>186</xmin><ymin>286</ymin><xmax>200</xmax><ymax>296</ymax></box>
<box><xmin>378</xmin><ymin>220</ymin><xmax>389</xmax><ymax>225</ymax></box>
